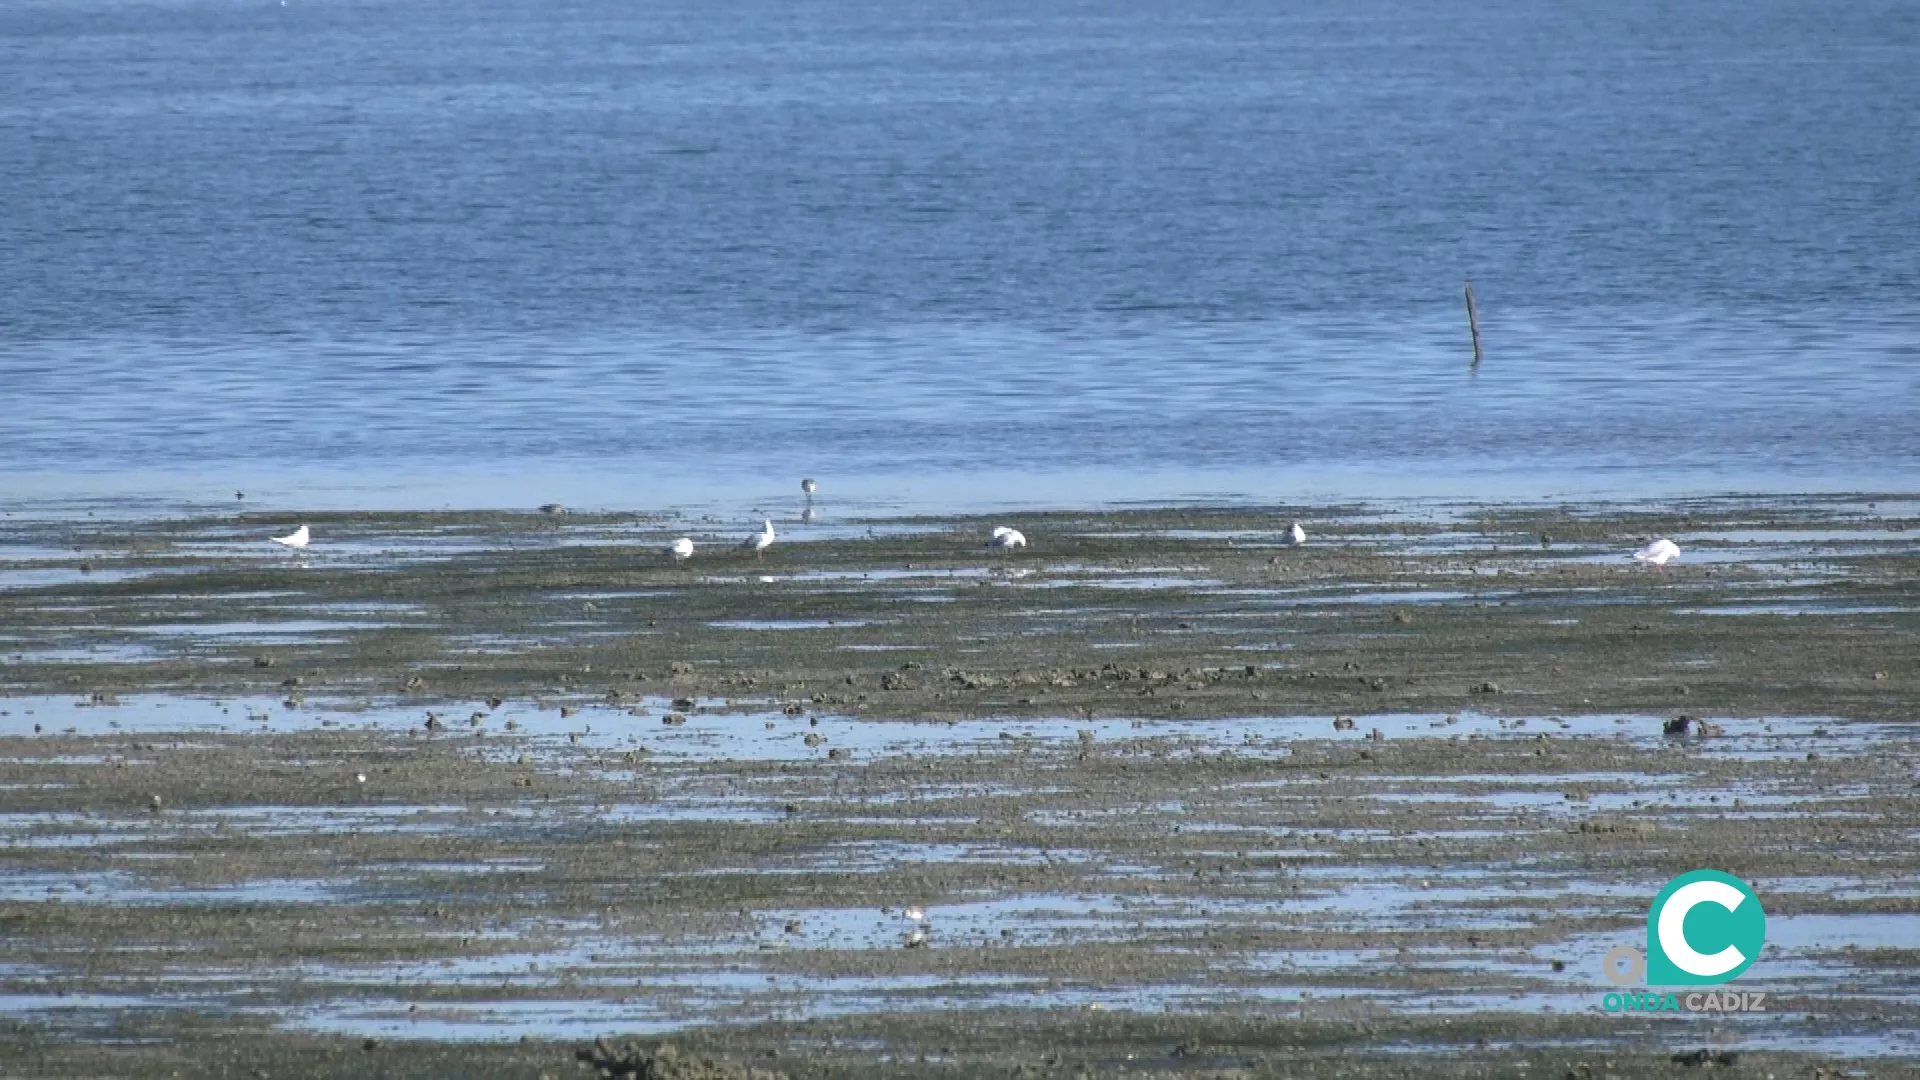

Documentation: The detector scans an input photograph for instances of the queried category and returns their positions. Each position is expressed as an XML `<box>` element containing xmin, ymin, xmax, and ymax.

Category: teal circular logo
<box><xmin>1646</xmin><ymin>870</ymin><xmax>1765</xmax><ymax>985</ymax></box>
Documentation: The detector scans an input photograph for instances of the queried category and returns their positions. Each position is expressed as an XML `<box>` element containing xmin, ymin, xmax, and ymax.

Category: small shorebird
<box><xmin>665</xmin><ymin>537</ymin><xmax>695</xmax><ymax>561</ymax></box>
<box><xmin>801</xmin><ymin>477</ymin><xmax>817</xmax><ymax>497</ymax></box>
<box><xmin>743</xmin><ymin>520</ymin><xmax>776</xmax><ymax>559</ymax></box>
<box><xmin>1286</xmin><ymin>522</ymin><xmax>1306</xmax><ymax>546</ymax></box>
<box><xmin>988</xmin><ymin>526</ymin><xmax>1026</xmax><ymax>549</ymax></box>
<box><xmin>271</xmin><ymin>525</ymin><xmax>310</xmax><ymax>549</ymax></box>
<box><xmin>1632</xmin><ymin>538</ymin><xmax>1680</xmax><ymax>567</ymax></box>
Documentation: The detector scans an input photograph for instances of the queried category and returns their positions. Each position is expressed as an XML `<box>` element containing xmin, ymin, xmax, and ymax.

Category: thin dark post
<box><xmin>1463</xmin><ymin>280</ymin><xmax>1484</xmax><ymax>369</ymax></box>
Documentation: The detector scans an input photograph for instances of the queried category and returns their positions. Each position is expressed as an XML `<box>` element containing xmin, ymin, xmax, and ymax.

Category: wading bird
<box><xmin>744</xmin><ymin>520</ymin><xmax>776</xmax><ymax>559</ymax></box>
<box><xmin>1632</xmin><ymin>538</ymin><xmax>1680</xmax><ymax>567</ymax></box>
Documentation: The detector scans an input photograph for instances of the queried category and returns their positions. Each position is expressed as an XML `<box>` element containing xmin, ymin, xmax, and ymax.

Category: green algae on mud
<box><xmin>2</xmin><ymin>496</ymin><xmax>1915</xmax><ymax>720</ymax></box>
<box><xmin>0</xmin><ymin>1021</ymin><xmax>1902</xmax><ymax>1080</ymax></box>
<box><xmin>1</xmin><ymin>496</ymin><xmax>1916</xmax><ymax>1075</ymax></box>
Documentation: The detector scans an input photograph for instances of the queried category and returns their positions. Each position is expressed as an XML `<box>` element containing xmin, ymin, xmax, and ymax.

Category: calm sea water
<box><xmin>2</xmin><ymin>0</ymin><xmax>1916</xmax><ymax>513</ymax></box>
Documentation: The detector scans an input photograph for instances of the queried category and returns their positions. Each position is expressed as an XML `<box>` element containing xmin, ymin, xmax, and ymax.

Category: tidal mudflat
<box><xmin>1</xmin><ymin>496</ymin><xmax>1916</xmax><ymax>1078</ymax></box>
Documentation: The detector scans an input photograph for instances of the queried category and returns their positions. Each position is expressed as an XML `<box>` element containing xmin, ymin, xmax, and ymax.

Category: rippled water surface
<box><xmin>2</xmin><ymin>0</ymin><xmax>1916</xmax><ymax>510</ymax></box>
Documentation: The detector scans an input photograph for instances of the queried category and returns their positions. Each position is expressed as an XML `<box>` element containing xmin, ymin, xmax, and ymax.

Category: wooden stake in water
<box><xmin>1464</xmin><ymin>280</ymin><xmax>1484</xmax><ymax>369</ymax></box>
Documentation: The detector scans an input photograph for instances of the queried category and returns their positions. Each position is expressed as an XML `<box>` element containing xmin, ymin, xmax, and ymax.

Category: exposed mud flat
<box><xmin>1</xmin><ymin>497</ymin><xmax>1916</xmax><ymax>1077</ymax></box>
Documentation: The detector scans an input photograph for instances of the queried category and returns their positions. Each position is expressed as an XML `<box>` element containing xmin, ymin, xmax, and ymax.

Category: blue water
<box><xmin>2</xmin><ymin>0</ymin><xmax>1917</xmax><ymax>512</ymax></box>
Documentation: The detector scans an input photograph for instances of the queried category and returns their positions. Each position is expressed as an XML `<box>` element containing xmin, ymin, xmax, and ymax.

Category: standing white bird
<box><xmin>271</xmin><ymin>525</ymin><xmax>310</xmax><ymax>549</ymax></box>
<box><xmin>1286</xmin><ymin>522</ymin><xmax>1307</xmax><ymax>546</ymax></box>
<box><xmin>988</xmin><ymin>526</ymin><xmax>1027</xmax><ymax>549</ymax></box>
<box><xmin>665</xmin><ymin>537</ymin><xmax>695</xmax><ymax>561</ymax></box>
<box><xmin>743</xmin><ymin>520</ymin><xmax>776</xmax><ymax>559</ymax></box>
<box><xmin>1633</xmin><ymin>538</ymin><xmax>1681</xmax><ymax>567</ymax></box>
<box><xmin>801</xmin><ymin>477</ymin><xmax>817</xmax><ymax>497</ymax></box>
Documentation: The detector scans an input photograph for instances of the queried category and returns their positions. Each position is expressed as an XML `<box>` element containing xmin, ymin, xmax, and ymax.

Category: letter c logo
<box><xmin>1658</xmin><ymin>879</ymin><xmax>1749</xmax><ymax>977</ymax></box>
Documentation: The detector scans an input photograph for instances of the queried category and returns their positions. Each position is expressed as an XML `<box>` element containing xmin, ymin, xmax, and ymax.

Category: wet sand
<box><xmin>2</xmin><ymin>496</ymin><xmax>1916</xmax><ymax>1077</ymax></box>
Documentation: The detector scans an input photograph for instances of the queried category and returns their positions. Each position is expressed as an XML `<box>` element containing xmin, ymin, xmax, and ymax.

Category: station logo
<box><xmin>1600</xmin><ymin>870</ymin><xmax>1767</xmax><ymax>1014</ymax></box>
